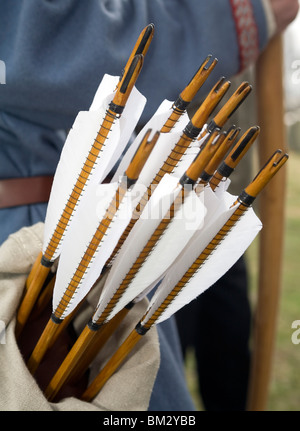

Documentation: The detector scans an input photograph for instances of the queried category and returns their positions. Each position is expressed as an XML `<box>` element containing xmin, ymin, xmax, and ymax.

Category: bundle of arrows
<box><xmin>15</xmin><ymin>24</ymin><xmax>288</xmax><ymax>402</ymax></box>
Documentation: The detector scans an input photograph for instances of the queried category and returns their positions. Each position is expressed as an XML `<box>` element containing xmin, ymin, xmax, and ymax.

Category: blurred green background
<box><xmin>185</xmin><ymin>151</ymin><xmax>300</xmax><ymax>411</ymax></box>
<box><xmin>184</xmin><ymin>12</ymin><xmax>300</xmax><ymax>411</ymax></box>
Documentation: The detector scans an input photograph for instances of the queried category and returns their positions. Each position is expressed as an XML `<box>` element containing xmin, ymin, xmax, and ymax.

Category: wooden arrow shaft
<box><xmin>15</xmin><ymin>262</ymin><xmax>51</xmax><ymax>338</ymax></box>
<box><xmin>27</xmin><ymin>318</ymin><xmax>60</xmax><ymax>375</ymax></box>
<box><xmin>43</xmin><ymin>307</ymin><xmax>131</xmax><ymax>401</ymax></box>
<box><xmin>160</xmin><ymin>105</ymin><xmax>187</xmax><ymax>133</ymax></box>
<box><xmin>68</xmin><ymin>307</ymin><xmax>131</xmax><ymax>383</ymax></box>
<box><xmin>81</xmin><ymin>327</ymin><xmax>143</xmax><ymax>402</ymax></box>
<box><xmin>160</xmin><ymin>56</ymin><xmax>218</xmax><ymax>133</ymax></box>
<box><xmin>45</xmin><ymin>324</ymin><xmax>97</xmax><ymax>401</ymax></box>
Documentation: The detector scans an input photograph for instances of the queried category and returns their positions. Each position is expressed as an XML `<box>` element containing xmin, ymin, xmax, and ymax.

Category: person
<box><xmin>0</xmin><ymin>0</ymin><xmax>298</xmax><ymax>411</ymax></box>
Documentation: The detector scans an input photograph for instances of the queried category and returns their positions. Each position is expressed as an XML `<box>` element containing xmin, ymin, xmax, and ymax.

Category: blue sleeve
<box><xmin>0</xmin><ymin>0</ymin><xmax>269</xmax><ymax>128</ymax></box>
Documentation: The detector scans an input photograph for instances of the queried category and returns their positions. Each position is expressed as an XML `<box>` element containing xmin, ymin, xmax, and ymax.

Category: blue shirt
<box><xmin>0</xmin><ymin>0</ymin><xmax>269</xmax><ymax>410</ymax></box>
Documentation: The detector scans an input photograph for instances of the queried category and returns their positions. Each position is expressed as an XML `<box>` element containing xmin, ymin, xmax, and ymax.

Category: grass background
<box><xmin>184</xmin><ymin>150</ymin><xmax>300</xmax><ymax>411</ymax></box>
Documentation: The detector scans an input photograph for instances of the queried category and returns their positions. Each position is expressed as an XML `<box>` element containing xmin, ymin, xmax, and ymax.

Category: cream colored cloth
<box><xmin>0</xmin><ymin>223</ymin><xmax>160</xmax><ymax>411</ymax></box>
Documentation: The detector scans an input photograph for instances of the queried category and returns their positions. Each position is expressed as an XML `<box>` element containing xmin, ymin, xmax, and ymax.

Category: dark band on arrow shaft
<box><xmin>125</xmin><ymin>301</ymin><xmax>135</xmax><ymax>310</ymax></box>
<box><xmin>108</xmin><ymin>102</ymin><xmax>125</xmax><ymax>115</ymax></box>
<box><xmin>51</xmin><ymin>313</ymin><xmax>64</xmax><ymax>325</ymax></box>
<box><xmin>179</xmin><ymin>173</ymin><xmax>197</xmax><ymax>187</ymax></box>
<box><xmin>41</xmin><ymin>256</ymin><xmax>53</xmax><ymax>268</ymax></box>
<box><xmin>183</xmin><ymin>122</ymin><xmax>202</xmax><ymax>139</ymax></box>
<box><xmin>207</xmin><ymin>119</ymin><xmax>217</xmax><ymax>133</ymax></box>
<box><xmin>174</xmin><ymin>96</ymin><xmax>190</xmax><ymax>111</ymax></box>
<box><xmin>88</xmin><ymin>319</ymin><xmax>103</xmax><ymax>332</ymax></box>
<box><xmin>238</xmin><ymin>190</ymin><xmax>255</xmax><ymax>206</ymax></box>
<box><xmin>217</xmin><ymin>162</ymin><xmax>233</xmax><ymax>178</ymax></box>
<box><xmin>135</xmin><ymin>322</ymin><xmax>149</xmax><ymax>335</ymax></box>
<box><xmin>200</xmin><ymin>170</ymin><xmax>212</xmax><ymax>183</ymax></box>
<box><xmin>125</xmin><ymin>176</ymin><xmax>138</xmax><ymax>189</ymax></box>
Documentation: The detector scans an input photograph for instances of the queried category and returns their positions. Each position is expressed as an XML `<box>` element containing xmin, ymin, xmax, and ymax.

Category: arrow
<box><xmin>209</xmin><ymin>125</ymin><xmax>260</xmax><ymax>190</ymax></box>
<box><xmin>79</xmin><ymin>150</ymin><xmax>288</xmax><ymax>401</ymax></box>
<box><xmin>26</xmin><ymin>129</ymin><xmax>158</xmax><ymax>374</ymax></box>
<box><xmin>15</xmin><ymin>48</ymin><xmax>148</xmax><ymax>338</ymax></box>
<box><xmin>43</xmin><ymin>131</ymin><xmax>224</xmax><ymax>401</ymax></box>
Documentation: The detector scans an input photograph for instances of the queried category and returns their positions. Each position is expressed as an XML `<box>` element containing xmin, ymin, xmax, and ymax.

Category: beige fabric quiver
<box><xmin>0</xmin><ymin>223</ymin><xmax>160</xmax><ymax>411</ymax></box>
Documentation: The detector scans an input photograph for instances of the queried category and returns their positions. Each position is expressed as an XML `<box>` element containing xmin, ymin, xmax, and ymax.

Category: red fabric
<box><xmin>230</xmin><ymin>0</ymin><xmax>260</xmax><ymax>71</ymax></box>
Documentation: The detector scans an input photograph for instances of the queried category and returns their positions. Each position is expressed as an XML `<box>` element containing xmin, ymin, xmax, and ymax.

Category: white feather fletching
<box><xmin>43</xmin><ymin>74</ymin><xmax>146</xmax><ymax>261</ymax></box>
<box><xmin>125</xmin><ymin>188</ymin><xmax>207</xmax><ymax>302</ymax></box>
<box><xmin>91</xmin><ymin>174</ymin><xmax>183</xmax><ymax>324</ymax></box>
<box><xmin>52</xmin><ymin>179</ymin><xmax>135</xmax><ymax>319</ymax></box>
<box><xmin>132</xmin><ymin>183</ymin><xmax>228</xmax><ymax>304</ymax></box>
<box><xmin>141</xmin><ymin>190</ymin><xmax>262</xmax><ymax>326</ymax></box>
